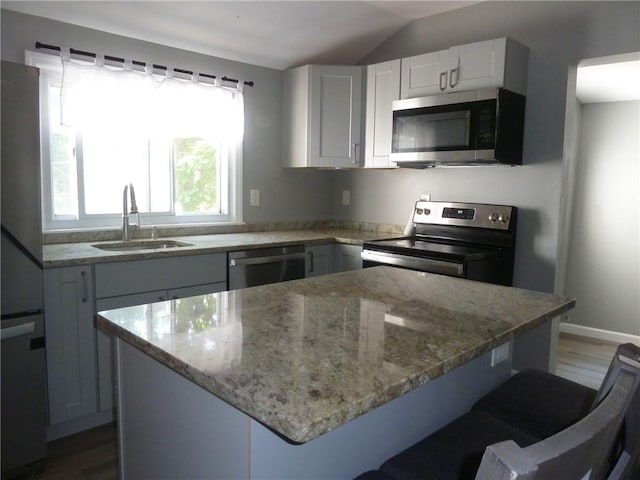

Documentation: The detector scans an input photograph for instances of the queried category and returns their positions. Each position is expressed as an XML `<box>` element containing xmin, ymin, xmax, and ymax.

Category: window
<box><xmin>27</xmin><ymin>51</ymin><xmax>243</xmax><ymax>230</ymax></box>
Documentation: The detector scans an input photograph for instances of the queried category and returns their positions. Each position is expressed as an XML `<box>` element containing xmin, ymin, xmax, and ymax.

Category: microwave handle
<box><xmin>439</xmin><ymin>71</ymin><xmax>448</xmax><ymax>91</ymax></box>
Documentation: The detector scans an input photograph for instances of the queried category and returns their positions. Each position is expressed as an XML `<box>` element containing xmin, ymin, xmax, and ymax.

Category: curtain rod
<box><xmin>35</xmin><ymin>42</ymin><xmax>254</xmax><ymax>87</ymax></box>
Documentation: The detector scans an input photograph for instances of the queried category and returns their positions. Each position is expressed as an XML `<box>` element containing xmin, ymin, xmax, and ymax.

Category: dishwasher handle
<box><xmin>229</xmin><ymin>252</ymin><xmax>307</xmax><ymax>267</ymax></box>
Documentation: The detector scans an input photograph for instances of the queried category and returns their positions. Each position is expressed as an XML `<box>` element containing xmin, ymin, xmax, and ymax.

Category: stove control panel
<box><xmin>413</xmin><ymin>201</ymin><xmax>515</xmax><ymax>230</ymax></box>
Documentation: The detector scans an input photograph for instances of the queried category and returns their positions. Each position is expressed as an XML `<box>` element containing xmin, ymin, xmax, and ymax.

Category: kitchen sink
<box><xmin>92</xmin><ymin>239</ymin><xmax>194</xmax><ymax>252</ymax></box>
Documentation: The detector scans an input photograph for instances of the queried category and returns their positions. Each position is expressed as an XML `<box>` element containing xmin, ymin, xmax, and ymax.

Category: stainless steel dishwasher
<box><xmin>227</xmin><ymin>245</ymin><xmax>306</xmax><ymax>290</ymax></box>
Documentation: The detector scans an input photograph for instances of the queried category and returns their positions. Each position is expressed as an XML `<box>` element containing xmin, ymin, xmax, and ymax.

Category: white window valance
<box><xmin>60</xmin><ymin>48</ymin><xmax>244</xmax><ymax>141</ymax></box>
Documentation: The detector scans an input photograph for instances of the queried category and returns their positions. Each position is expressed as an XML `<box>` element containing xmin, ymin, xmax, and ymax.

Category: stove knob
<box><xmin>424</xmin><ymin>208</ymin><xmax>431</xmax><ymax>216</ymax></box>
<box><xmin>488</xmin><ymin>212</ymin><xmax>498</xmax><ymax>222</ymax></box>
<box><xmin>416</xmin><ymin>208</ymin><xmax>424</xmax><ymax>215</ymax></box>
<box><xmin>498</xmin><ymin>214</ymin><xmax>509</xmax><ymax>223</ymax></box>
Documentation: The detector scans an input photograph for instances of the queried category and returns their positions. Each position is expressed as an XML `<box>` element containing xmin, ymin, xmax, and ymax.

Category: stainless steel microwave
<box><xmin>390</xmin><ymin>88</ymin><xmax>526</xmax><ymax>167</ymax></box>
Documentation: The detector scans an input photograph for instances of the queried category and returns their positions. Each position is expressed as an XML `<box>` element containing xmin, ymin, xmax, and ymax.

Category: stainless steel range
<box><xmin>362</xmin><ymin>201</ymin><xmax>517</xmax><ymax>286</ymax></box>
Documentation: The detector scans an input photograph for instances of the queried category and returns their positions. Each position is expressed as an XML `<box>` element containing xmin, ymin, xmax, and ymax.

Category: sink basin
<box><xmin>92</xmin><ymin>239</ymin><xmax>194</xmax><ymax>252</ymax></box>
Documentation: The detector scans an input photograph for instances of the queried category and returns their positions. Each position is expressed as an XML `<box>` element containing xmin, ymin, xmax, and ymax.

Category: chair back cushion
<box><xmin>475</xmin><ymin>344</ymin><xmax>640</xmax><ymax>480</ymax></box>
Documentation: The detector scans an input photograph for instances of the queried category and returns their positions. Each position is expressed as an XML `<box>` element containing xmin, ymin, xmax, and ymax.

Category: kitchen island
<box><xmin>97</xmin><ymin>266</ymin><xmax>575</xmax><ymax>479</ymax></box>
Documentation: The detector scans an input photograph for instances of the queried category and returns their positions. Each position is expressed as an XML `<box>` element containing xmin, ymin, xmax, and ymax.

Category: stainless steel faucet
<box><xmin>121</xmin><ymin>183</ymin><xmax>140</xmax><ymax>241</ymax></box>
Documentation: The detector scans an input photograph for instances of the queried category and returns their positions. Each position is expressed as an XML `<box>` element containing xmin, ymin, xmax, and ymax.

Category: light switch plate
<box><xmin>250</xmin><ymin>189</ymin><xmax>260</xmax><ymax>206</ymax></box>
<box><xmin>491</xmin><ymin>342</ymin><xmax>510</xmax><ymax>367</ymax></box>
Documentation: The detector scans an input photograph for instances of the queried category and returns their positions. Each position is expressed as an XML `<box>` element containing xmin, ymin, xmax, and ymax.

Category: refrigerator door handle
<box><xmin>1</xmin><ymin>322</ymin><xmax>35</xmax><ymax>340</ymax></box>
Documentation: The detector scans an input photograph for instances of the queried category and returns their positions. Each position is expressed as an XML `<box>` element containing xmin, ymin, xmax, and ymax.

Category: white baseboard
<box><xmin>559</xmin><ymin>322</ymin><xmax>640</xmax><ymax>346</ymax></box>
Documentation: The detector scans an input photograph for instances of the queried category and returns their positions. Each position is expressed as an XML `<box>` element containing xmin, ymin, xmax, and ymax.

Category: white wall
<box><xmin>564</xmin><ymin>100</ymin><xmax>640</xmax><ymax>336</ymax></box>
<box><xmin>338</xmin><ymin>1</ymin><xmax>640</xmax><ymax>292</ymax></box>
<box><xmin>0</xmin><ymin>9</ymin><xmax>334</xmax><ymax>224</ymax></box>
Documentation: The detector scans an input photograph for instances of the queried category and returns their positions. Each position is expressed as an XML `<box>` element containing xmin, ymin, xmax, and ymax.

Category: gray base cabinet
<box><xmin>43</xmin><ymin>253</ymin><xmax>227</xmax><ymax>437</ymax></box>
<box><xmin>94</xmin><ymin>253</ymin><xmax>227</xmax><ymax>413</ymax></box>
<box><xmin>44</xmin><ymin>266</ymin><xmax>97</xmax><ymax>425</ymax></box>
<box><xmin>306</xmin><ymin>243</ymin><xmax>363</xmax><ymax>277</ymax></box>
<box><xmin>115</xmin><ymin>339</ymin><xmax>509</xmax><ymax>479</ymax></box>
<box><xmin>94</xmin><ymin>254</ymin><xmax>226</xmax><ymax>300</ymax></box>
<box><xmin>334</xmin><ymin>244</ymin><xmax>363</xmax><ymax>273</ymax></box>
<box><xmin>306</xmin><ymin>244</ymin><xmax>335</xmax><ymax>277</ymax></box>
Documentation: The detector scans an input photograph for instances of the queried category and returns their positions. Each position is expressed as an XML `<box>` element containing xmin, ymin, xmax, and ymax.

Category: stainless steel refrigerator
<box><xmin>1</xmin><ymin>60</ymin><xmax>48</xmax><ymax>477</ymax></box>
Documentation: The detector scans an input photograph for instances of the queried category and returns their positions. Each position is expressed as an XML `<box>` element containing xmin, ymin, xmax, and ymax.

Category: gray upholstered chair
<box><xmin>355</xmin><ymin>343</ymin><xmax>640</xmax><ymax>480</ymax></box>
<box><xmin>474</xmin><ymin>350</ymin><xmax>640</xmax><ymax>479</ymax></box>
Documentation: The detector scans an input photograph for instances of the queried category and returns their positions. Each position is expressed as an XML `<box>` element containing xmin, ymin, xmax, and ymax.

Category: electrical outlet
<box><xmin>491</xmin><ymin>342</ymin><xmax>510</xmax><ymax>367</ymax></box>
<box><xmin>420</xmin><ymin>193</ymin><xmax>431</xmax><ymax>201</ymax></box>
<box><xmin>342</xmin><ymin>190</ymin><xmax>350</xmax><ymax>206</ymax></box>
<box><xmin>250</xmin><ymin>189</ymin><xmax>260</xmax><ymax>206</ymax></box>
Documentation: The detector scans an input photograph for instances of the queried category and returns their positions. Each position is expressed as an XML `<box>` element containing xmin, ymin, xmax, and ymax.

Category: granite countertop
<box><xmin>97</xmin><ymin>266</ymin><xmax>575</xmax><ymax>444</ymax></box>
<box><xmin>43</xmin><ymin>228</ymin><xmax>399</xmax><ymax>267</ymax></box>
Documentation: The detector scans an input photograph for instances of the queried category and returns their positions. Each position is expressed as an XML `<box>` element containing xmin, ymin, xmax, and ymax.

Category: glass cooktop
<box><xmin>363</xmin><ymin>237</ymin><xmax>504</xmax><ymax>261</ymax></box>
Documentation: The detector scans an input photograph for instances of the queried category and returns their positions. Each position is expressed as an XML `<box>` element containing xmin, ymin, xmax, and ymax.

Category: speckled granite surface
<box><xmin>43</xmin><ymin>228</ymin><xmax>400</xmax><ymax>267</ymax></box>
<box><xmin>97</xmin><ymin>266</ymin><xmax>575</xmax><ymax>443</ymax></box>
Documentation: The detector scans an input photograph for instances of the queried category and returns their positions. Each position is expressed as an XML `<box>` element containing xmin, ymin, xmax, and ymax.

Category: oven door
<box><xmin>361</xmin><ymin>249</ymin><xmax>464</xmax><ymax>277</ymax></box>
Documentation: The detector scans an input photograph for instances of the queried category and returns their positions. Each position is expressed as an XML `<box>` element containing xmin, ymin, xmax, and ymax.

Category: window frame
<box><xmin>26</xmin><ymin>50</ymin><xmax>243</xmax><ymax>231</ymax></box>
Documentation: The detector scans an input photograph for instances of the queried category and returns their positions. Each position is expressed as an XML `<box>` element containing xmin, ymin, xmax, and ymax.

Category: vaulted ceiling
<box><xmin>2</xmin><ymin>1</ymin><xmax>478</xmax><ymax>70</ymax></box>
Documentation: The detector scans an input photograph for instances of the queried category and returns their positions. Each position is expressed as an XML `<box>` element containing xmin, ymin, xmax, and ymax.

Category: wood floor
<box><xmin>25</xmin><ymin>422</ymin><xmax>118</xmax><ymax>480</ymax></box>
<box><xmin>555</xmin><ymin>332</ymin><xmax>620</xmax><ymax>390</ymax></box>
<box><xmin>23</xmin><ymin>333</ymin><xmax>620</xmax><ymax>479</ymax></box>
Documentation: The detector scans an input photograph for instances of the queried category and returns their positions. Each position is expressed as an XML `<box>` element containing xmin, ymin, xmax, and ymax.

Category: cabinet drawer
<box><xmin>95</xmin><ymin>253</ymin><xmax>226</xmax><ymax>299</ymax></box>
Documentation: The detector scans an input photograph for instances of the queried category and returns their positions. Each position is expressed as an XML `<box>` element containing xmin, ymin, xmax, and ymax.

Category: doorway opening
<box><xmin>556</xmin><ymin>52</ymin><xmax>640</xmax><ymax>345</ymax></box>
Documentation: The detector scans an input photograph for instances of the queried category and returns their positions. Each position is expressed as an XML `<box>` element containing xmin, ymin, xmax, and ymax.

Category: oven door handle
<box><xmin>361</xmin><ymin>250</ymin><xmax>464</xmax><ymax>277</ymax></box>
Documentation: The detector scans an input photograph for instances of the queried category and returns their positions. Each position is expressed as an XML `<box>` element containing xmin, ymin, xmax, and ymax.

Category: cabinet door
<box><xmin>44</xmin><ymin>266</ymin><xmax>97</xmax><ymax>424</ymax></box>
<box><xmin>94</xmin><ymin>281</ymin><xmax>227</xmax><ymax>412</ymax></box>
<box><xmin>448</xmin><ymin>38</ymin><xmax>506</xmax><ymax>92</ymax></box>
<box><xmin>309</xmin><ymin>66</ymin><xmax>363</xmax><ymax>168</ymax></box>
<box><xmin>400</xmin><ymin>50</ymin><xmax>447</xmax><ymax>98</ymax></box>
<box><xmin>95</xmin><ymin>290</ymin><xmax>167</xmax><ymax>413</ymax></box>
<box><xmin>306</xmin><ymin>244</ymin><xmax>335</xmax><ymax>277</ymax></box>
<box><xmin>365</xmin><ymin>59</ymin><xmax>400</xmax><ymax>168</ymax></box>
<box><xmin>168</xmin><ymin>281</ymin><xmax>227</xmax><ymax>299</ymax></box>
<box><xmin>94</xmin><ymin>254</ymin><xmax>226</xmax><ymax>299</ymax></box>
<box><xmin>282</xmin><ymin>65</ymin><xmax>310</xmax><ymax>168</ymax></box>
<box><xmin>334</xmin><ymin>244</ymin><xmax>363</xmax><ymax>272</ymax></box>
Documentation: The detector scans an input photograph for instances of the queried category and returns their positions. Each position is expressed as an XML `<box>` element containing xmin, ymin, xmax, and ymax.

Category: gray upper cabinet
<box><xmin>283</xmin><ymin>65</ymin><xmax>364</xmax><ymax>168</ymax></box>
<box><xmin>364</xmin><ymin>59</ymin><xmax>400</xmax><ymax>169</ymax></box>
<box><xmin>400</xmin><ymin>38</ymin><xmax>529</xmax><ymax>99</ymax></box>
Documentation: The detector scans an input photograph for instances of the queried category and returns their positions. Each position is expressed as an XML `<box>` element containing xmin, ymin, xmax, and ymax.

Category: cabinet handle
<box><xmin>308</xmin><ymin>251</ymin><xmax>314</xmax><ymax>273</ymax></box>
<box><xmin>449</xmin><ymin>58</ymin><xmax>460</xmax><ymax>88</ymax></box>
<box><xmin>81</xmin><ymin>270</ymin><xmax>88</xmax><ymax>303</ymax></box>
<box><xmin>351</xmin><ymin>143</ymin><xmax>359</xmax><ymax>166</ymax></box>
<box><xmin>439</xmin><ymin>71</ymin><xmax>448</xmax><ymax>91</ymax></box>
<box><xmin>449</xmin><ymin>68</ymin><xmax>458</xmax><ymax>88</ymax></box>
